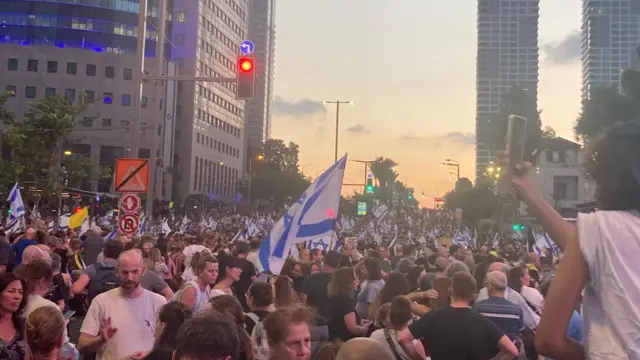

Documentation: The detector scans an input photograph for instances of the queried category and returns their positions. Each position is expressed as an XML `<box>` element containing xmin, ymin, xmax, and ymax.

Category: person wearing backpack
<box><xmin>71</xmin><ymin>239</ymin><xmax>124</xmax><ymax>302</ymax></box>
<box><xmin>244</xmin><ymin>281</ymin><xmax>273</xmax><ymax>360</ymax></box>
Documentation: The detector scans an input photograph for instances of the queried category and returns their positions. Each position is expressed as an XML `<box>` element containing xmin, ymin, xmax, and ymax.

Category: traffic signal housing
<box><xmin>512</xmin><ymin>224</ymin><xmax>525</xmax><ymax>231</ymax></box>
<box><xmin>236</xmin><ymin>56</ymin><xmax>256</xmax><ymax>100</ymax></box>
<box><xmin>365</xmin><ymin>177</ymin><xmax>374</xmax><ymax>194</ymax></box>
<box><xmin>407</xmin><ymin>188</ymin><xmax>414</xmax><ymax>200</ymax></box>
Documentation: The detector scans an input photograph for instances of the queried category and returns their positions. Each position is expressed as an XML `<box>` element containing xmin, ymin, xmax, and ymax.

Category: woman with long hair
<box><xmin>18</xmin><ymin>259</ymin><xmax>56</xmax><ymax>319</ymax></box>
<box><xmin>508</xmin><ymin>265</ymin><xmax>543</xmax><ymax>315</ymax></box>
<box><xmin>25</xmin><ymin>306</ymin><xmax>65</xmax><ymax>360</ymax></box>
<box><xmin>274</xmin><ymin>276</ymin><xmax>298</xmax><ymax>309</ymax></box>
<box><xmin>145</xmin><ymin>302</ymin><xmax>193</xmax><ymax>360</ymax></box>
<box><xmin>0</xmin><ymin>272</ymin><xmax>26</xmax><ymax>359</ymax></box>
<box><xmin>208</xmin><ymin>295</ymin><xmax>253</xmax><ymax>360</ymax></box>
<box><xmin>368</xmin><ymin>272</ymin><xmax>410</xmax><ymax>319</ymax></box>
<box><xmin>370</xmin><ymin>296</ymin><xmax>426</xmax><ymax>360</ymax></box>
<box><xmin>327</xmin><ymin>268</ymin><xmax>368</xmax><ymax>341</ymax></box>
<box><xmin>356</xmin><ymin>258</ymin><xmax>385</xmax><ymax>319</ymax></box>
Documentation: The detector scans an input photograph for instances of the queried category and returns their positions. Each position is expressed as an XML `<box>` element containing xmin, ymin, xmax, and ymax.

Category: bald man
<box><xmin>477</xmin><ymin>262</ymin><xmax>539</xmax><ymax>330</ymax></box>
<box><xmin>21</xmin><ymin>245</ymin><xmax>51</xmax><ymax>265</ymax></box>
<box><xmin>78</xmin><ymin>250</ymin><xmax>166</xmax><ymax>360</ymax></box>
<box><xmin>336</xmin><ymin>338</ymin><xmax>395</xmax><ymax>360</ymax></box>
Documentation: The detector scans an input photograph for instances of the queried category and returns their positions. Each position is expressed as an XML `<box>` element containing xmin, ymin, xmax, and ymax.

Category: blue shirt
<box><xmin>474</xmin><ymin>296</ymin><xmax>524</xmax><ymax>341</ymax></box>
<box><xmin>567</xmin><ymin>310</ymin><xmax>584</xmax><ymax>343</ymax></box>
<box><xmin>11</xmin><ymin>238</ymin><xmax>37</xmax><ymax>266</ymax></box>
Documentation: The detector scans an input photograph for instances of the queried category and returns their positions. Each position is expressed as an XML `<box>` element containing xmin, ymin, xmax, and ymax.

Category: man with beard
<box><xmin>78</xmin><ymin>250</ymin><xmax>166</xmax><ymax>360</ymax></box>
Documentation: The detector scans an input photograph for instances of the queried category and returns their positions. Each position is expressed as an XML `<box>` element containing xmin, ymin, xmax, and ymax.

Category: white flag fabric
<box><xmin>259</xmin><ymin>155</ymin><xmax>347</xmax><ymax>274</ymax></box>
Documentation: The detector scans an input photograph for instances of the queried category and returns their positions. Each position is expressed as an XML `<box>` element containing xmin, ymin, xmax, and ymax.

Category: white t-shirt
<box><xmin>520</xmin><ymin>286</ymin><xmax>544</xmax><ymax>314</ymax></box>
<box><xmin>578</xmin><ymin>211</ymin><xmax>640</xmax><ymax>359</ymax></box>
<box><xmin>182</xmin><ymin>245</ymin><xmax>207</xmax><ymax>281</ymax></box>
<box><xmin>80</xmin><ymin>287</ymin><xmax>167</xmax><ymax>360</ymax></box>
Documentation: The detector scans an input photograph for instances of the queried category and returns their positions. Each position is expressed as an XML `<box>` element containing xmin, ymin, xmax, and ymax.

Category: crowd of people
<box><xmin>0</xmin><ymin>122</ymin><xmax>638</xmax><ymax>360</ymax></box>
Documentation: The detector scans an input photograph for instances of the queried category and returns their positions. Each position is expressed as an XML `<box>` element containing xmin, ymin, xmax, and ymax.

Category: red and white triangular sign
<box><xmin>120</xmin><ymin>166</ymin><xmax>146</xmax><ymax>192</ymax></box>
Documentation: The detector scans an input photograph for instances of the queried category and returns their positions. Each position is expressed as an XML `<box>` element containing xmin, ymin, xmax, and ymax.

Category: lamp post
<box><xmin>248</xmin><ymin>154</ymin><xmax>264</xmax><ymax>210</ymax></box>
<box><xmin>441</xmin><ymin>158</ymin><xmax>460</xmax><ymax>180</ymax></box>
<box><xmin>322</xmin><ymin>100</ymin><xmax>354</xmax><ymax>162</ymax></box>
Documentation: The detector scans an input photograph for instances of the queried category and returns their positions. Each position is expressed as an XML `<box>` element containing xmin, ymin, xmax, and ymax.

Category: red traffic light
<box><xmin>73</xmin><ymin>206</ymin><xmax>82</xmax><ymax>214</ymax></box>
<box><xmin>239</xmin><ymin>58</ymin><xmax>253</xmax><ymax>72</ymax></box>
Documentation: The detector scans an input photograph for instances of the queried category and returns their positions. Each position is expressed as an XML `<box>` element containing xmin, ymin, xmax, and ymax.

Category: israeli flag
<box><xmin>137</xmin><ymin>216</ymin><xmax>146</xmax><ymax>236</ymax></box>
<box><xmin>6</xmin><ymin>183</ymin><xmax>25</xmax><ymax>234</ymax></box>
<box><xmin>106</xmin><ymin>227</ymin><xmax>118</xmax><ymax>240</ymax></box>
<box><xmin>259</xmin><ymin>155</ymin><xmax>347</xmax><ymax>274</ymax></box>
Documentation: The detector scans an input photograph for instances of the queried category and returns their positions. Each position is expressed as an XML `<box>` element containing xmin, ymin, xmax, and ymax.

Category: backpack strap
<box><xmin>383</xmin><ymin>329</ymin><xmax>405</xmax><ymax>360</ymax></box>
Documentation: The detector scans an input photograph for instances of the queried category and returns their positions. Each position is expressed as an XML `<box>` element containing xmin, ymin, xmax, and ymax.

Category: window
<box><xmin>66</xmin><ymin>62</ymin><xmax>77</xmax><ymax>75</ymax></box>
<box><xmin>86</xmin><ymin>64</ymin><xmax>96</xmax><ymax>76</ymax></box>
<box><xmin>27</xmin><ymin>59</ymin><xmax>38</xmax><ymax>72</ymax></box>
<box><xmin>65</xmin><ymin>89</ymin><xmax>76</xmax><ymax>101</ymax></box>
<box><xmin>123</xmin><ymin>68</ymin><xmax>132</xmax><ymax>80</ymax></box>
<box><xmin>25</xmin><ymin>86</ymin><xmax>36</xmax><ymax>98</ymax></box>
<box><xmin>103</xmin><ymin>92</ymin><xmax>113</xmax><ymax>104</ymax></box>
<box><xmin>80</xmin><ymin>117</ymin><xmax>93</xmax><ymax>127</ymax></box>
<box><xmin>101</xmin><ymin>118</ymin><xmax>112</xmax><ymax>127</ymax></box>
<box><xmin>105</xmin><ymin>66</ymin><xmax>115</xmax><ymax>78</ymax></box>
<box><xmin>121</xmin><ymin>94</ymin><xmax>131</xmax><ymax>106</ymax></box>
<box><xmin>47</xmin><ymin>61</ymin><xmax>58</xmax><ymax>73</ymax></box>
<box><xmin>84</xmin><ymin>90</ymin><xmax>95</xmax><ymax>102</ymax></box>
<box><xmin>7</xmin><ymin>58</ymin><xmax>18</xmax><ymax>71</ymax></box>
<box><xmin>141</xmin><ymin>96</ymin><xmax>147</xmax><ymax>108</ymax></box>
<box><xmin>120</xmin><ymin>120</ymin><xmax>130</xmax><ymax>126</ymax></box>
<box><xmin>45</xmin><ymin>87</ymin><xmax>56</xmax><ymax>98</ymax></box>
<box><xmin>177</xmin><ymin>11</ymin><xmax>186</xmax><ymax>23</ymax></box>
<box><xmin>5</xmin><ymin>85</ymin><xmax>16</xmax><ymax>97</ymax></box>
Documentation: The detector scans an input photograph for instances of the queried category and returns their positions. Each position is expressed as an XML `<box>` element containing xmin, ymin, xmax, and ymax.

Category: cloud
<box><xmin>272</xmin><ymin>97</ymin><xmax>326</xmax><ymax>117</ymax></box>
<box><xmin>442</xmin><ymin>131</ymin><xmax>475</xmax><ymax>145</ymax></box>
<box><xmin>345</xmin><ymin>124</ymin><xmax>370</xmax><ymax>134</ymax></box>
<box><xmin>398</xmin><ymin>132</ymin><xmax>475</xmax><ymax>145</ymax></box>
<box><xmin>543</xmin><ymin>31</ymin><xmax>581</xmax><ymax>65</ymax></box>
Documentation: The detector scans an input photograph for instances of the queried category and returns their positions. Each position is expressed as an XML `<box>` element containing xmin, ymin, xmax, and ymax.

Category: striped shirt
<box><xmin>473</xmin><ymin>296</ymin><xmax>523</xmax><ymax>341</ymax></box>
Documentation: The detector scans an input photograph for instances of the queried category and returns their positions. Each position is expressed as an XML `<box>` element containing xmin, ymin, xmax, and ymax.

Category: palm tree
<box><xmin>369</xmin><ymin>157</ymin><xmax>398</xmax><ymax>203</ymax></box>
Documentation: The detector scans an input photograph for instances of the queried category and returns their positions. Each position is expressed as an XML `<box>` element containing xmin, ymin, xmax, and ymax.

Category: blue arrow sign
<box><xmin>240</xmin><ymin>40</ymin><xmax>255</xmax><ymax>55</ymax></box>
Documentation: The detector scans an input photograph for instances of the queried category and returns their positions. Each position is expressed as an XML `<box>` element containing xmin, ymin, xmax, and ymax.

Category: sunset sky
<box><xmin>270</xmin><ymin>0</ymin><xmax>583</xmax><ymax>202</ymax></box>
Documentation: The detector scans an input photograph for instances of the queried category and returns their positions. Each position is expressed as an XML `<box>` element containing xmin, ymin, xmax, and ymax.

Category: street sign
<box><xmin>114</xmin><ymin>158</ymin><xmax>149</xmax><ymax>193</ymax></box>
<box><xmin>118</xmin><ymin>213</ymin><xmax>139</xmax><ymax>234</ymax></box>
<box><xmin>367</xmin><ymin>173</ymin><xmax>373</xmax><ymax>179</ymax></box>
<box><xmin>120</xmin><ymin>193</ymin><xmax>141</xmax><ymax>213</ymax></box>
<box><xmin>357</xmin><ymin>201</ymin><xmax>367</xmax><ymax>216</ymax></box>
<box><xmin>240</xmin><ymin>40</ymin><xmax>255</xmax><ymax>54</ymax></box>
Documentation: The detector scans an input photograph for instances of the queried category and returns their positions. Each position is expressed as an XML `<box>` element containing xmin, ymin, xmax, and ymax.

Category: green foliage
<box><xmin>444</xmin><ymin>177</ymin><xmax>499</xmax><ymax>226</ymax></box>
<box><xmin>487</xmin><ymin>86</ymin><xmax>542</xmax><ymax>161</ymax></box>
<box><xmin>369</xmin><ymin>157</ymin><xmax>398</xmax><ymax>203</ymax></box>
<box><xmin>0</xmin><ymin>94</ymin><xmax>102</xmax><ymax>199</ymax></box>
<box><xmin>250</xmin><ymin>139</ymin><xmax>311</xmax><ymax>208</ymax></box>
<box><xmin>575</xmin><ymin>69</ymin><xmax>640</xmax><ymax>140</ymax></box>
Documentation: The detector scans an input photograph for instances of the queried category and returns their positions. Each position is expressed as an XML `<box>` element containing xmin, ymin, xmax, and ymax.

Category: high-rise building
<box><xmin>245</xmin><ymin>0</ymin><xmax>276</xmax><ymax>157</ymax></box>
<box><xmin>581</xmin><ymin>0</ymin><xmax>640</xmax><ymax>100</ymax></box>
<box><xmin>0</xmin><ymin>0</ymin><xmax>175</xmax><ymax>194</ymax></box>
<box><xmin>475</xmin><ymin>0</ymin><xmax>539</xmax><ymax>179</ymax></box>
<box><xmin>171</xmin><ymin>0</ymin><xmax>249</xmax><ymax>205</ymax></box>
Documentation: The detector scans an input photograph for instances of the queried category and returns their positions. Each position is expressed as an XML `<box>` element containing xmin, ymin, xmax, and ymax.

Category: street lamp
<box><xmin>322</xmin><ymin>100</ymin><xmax>354</xmax><ymax>163</ymax></box>
<box><xmin>248</xmin><ymin>154</ymin><xmax>264</xmax><ymax>210</ymax></box>
<box><xmin>63</xmin><ymin>150</ymin><xmax>72</xmax><ymax>156</ymax></box>
<box><xmin>441</xmin><ymin>159</ymin><xmax>460</xmax><ymax>180</ymax></box>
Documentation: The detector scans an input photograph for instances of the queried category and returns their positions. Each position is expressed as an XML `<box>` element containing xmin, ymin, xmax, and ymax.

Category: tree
<box><xmin>369</xmin><ymin>157</ymin><xmax>398</xmax><ymax>203</ymax></box>
<box><xmin>443</xmin><ymin>177</ymin><xmax>499</xmax><ymax>227</ymax></box>
<box><xmin>249</xmin><ymin>139</ymin><xmax>310</xmax><ymax>208</ymax></box>
<box><xmin>541</xmin><ymin>126</ymin><xmax>557</xmax><ymax>139</ymax></box>
<box><xmin>575</xmin><ymin>69</ymin><xmax>640</xmax><ymax>140</ymax></box>
<box><xmin>487</xmin><ymin>86</ymin><xmax>542</xmax><ymax>161</ymax></box>
<box><xmin>0</xmin><ymin>94</ymin><xmax>102</xmax><ymax>206</ymax></box>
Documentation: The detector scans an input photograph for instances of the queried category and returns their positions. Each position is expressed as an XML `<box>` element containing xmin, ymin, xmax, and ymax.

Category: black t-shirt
<box><xmin>328</xmin><ymin>294</ymin><xmax>358</xmax><ymax>341</ymax></box>
<box><xmin>300</xmin><ymin>272</ymin><xmax>332</xmax><ymax>322</ymax></box>
<box><xmin>233</xmin><ymin>258</ymin><xmax>257</xmax><ymax>311</ymax></box>
<box><xmin>409</xmin><ymin>306</ymin><xmax>504</xmax><ymax>360</ymax></box>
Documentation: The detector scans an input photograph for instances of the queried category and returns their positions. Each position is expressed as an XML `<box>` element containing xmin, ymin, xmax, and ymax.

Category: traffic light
<box><xmin>512</xmin><ymin>224</ymin><xmax>525</xmax><ymax>231</ymax></box>
<box><xmin>236</xmin><ymin>56</ymin><xmax>256</xmax><ymax>100</ymax></box>
<box><xmin>365</xmin><ymin>177</ymin><xmax>374</xmax><ymax>194</ymax></box>
<box><xmin>73</xmin><ymin>206</ymin><xmax>82</xmax><ymax>214</ymax></box>
<box><xmin>407</xmin><ymin>188</ymin><xmax>414</xmax><ymax>200</ymax></box>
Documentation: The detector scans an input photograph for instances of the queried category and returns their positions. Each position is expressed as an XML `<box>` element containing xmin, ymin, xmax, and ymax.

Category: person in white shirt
<box><xmin>78</xmin><ymin>250</ymin><xmax>167</xmax><ymax>360</ymax></box>
<box><xmin>182</xmin><ymin>236</ymin><xmax>208</xmax><ymax>283</ymax></box>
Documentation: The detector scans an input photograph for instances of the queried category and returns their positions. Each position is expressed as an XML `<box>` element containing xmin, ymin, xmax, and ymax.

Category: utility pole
<box><xmin>322</xmin><ymin>100</ymin><xmax>354</xmax><ymax>162</ymax></box>
<box><xmin>441</xmin><ymin>159</ymin><xmax>460</xmax><ymax>180</ymax></box>
<box><xmin>351</xmin><ymin>159</ymin><xmax>374</xmax><ymax>189</ymax></box>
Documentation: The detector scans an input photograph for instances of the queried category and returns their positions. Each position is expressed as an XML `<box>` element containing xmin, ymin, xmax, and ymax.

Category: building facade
<box><xmin>171</xmin><ymin>0</ymin><xmax>249</xmax><ymax>205</ymax></box>
<box><xmin>581</xmin><ymin>0</ymin><xmax>640</xmax><ymax>100</ymax></box>
<box><xmin>528</xmin><ymin>137</ymin><xmax>596</xmax><ymax>218</ymax></box>
<box><xmin>476</xmin><ymin>0</ymin><xmax>539</xmax><ymax>179</ymax></box>
<box><xmin>245</xmin><ymin>0</ymin><xmax>276</xmax><ymax>158</ymax></box>
<box><xmin>0</xmin><ymin>0</ymin><xmax>175</xmax><ymax>195</ymax></box>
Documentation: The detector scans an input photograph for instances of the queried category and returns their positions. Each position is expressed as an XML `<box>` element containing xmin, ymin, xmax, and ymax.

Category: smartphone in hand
<box><xmin>506</xmin><ymin>115</ymin><xmax>528</xmax><ymax>175</ymax></box>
